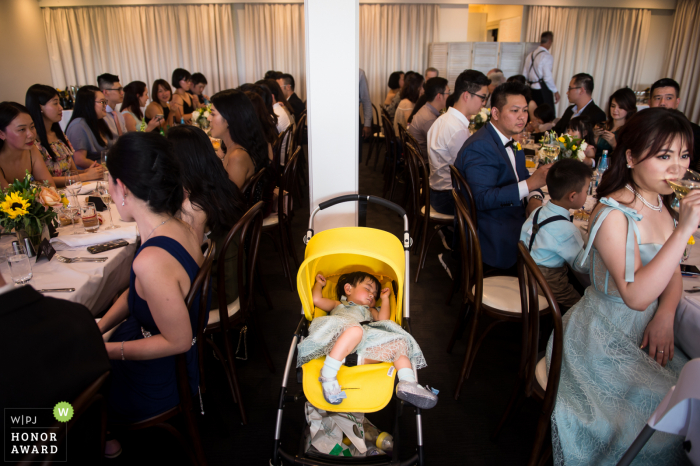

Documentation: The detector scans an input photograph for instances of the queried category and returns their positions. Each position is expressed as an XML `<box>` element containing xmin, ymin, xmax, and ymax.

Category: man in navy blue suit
<box><xmin>455</xmin><ymin>82</ymin><xmax>551</xmax><ymax>275</ymax></box>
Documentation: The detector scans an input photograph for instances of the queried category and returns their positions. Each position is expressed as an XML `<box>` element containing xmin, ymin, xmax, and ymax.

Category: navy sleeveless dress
<box><xmin>108</xmin><ymin>236</ymin><xmax>202</xmax><ymax>423</ymax></box>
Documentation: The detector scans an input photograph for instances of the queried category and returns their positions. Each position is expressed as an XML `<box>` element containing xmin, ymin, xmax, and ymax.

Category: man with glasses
<box><xmin>455</xmin><ymin>82</ymin><xmax>550</xmax><ymax>277</ymax></box>
<box><xmin>97</xmin><ymin>73</ymin><xmax>126</xmax><ymax>138</ymax></box>
<box><xmin>426</xmin><ymin>70</ymin><xmax>490</xmax><ymax>217</ymax></box>
<box><xmin>649</xmin><ymin>78</ymin><xmax>700</xmax><ymax>169</ymax></box>
<box><xmin>277</xmin><ymin>73</ymin><xmax>305</xmax><ymax>122</ymax></box>
<box><xmin>409</xmin><ymin>77</ymin><xmax>449</xmax><ymax>161</ymax></box>
<box><xmin>553</xmin><ymin>73</ymin><xmax>606</xmax><ymax>135</ymax></box>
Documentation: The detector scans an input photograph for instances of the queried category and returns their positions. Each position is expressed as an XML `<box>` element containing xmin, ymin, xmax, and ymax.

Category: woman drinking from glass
<box><xmin>65</xmin><ymin>86</ymin><xmax>114</xmax><ymax>169</ymax></box>
<box><xmin>25</xmin><ymin>84</ymin><xmax>104</xmax><ymax>186</ymax></box>
<box><xmin>0</xmin><ymin>102</ymin><xmax>54</xmax><ymax>189</ymax></box>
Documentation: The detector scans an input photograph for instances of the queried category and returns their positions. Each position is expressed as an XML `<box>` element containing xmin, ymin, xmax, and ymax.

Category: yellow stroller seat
<box><xmin>272</xmin><ymin>194</ymin><xmax>425</xmax><ymax>466</ymax></box>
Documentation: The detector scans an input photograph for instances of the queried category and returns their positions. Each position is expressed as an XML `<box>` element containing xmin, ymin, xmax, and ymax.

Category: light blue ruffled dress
<box><xmin>546</xmin><ymin>197</ymin><xmax>690</xmax><ymax>465</ymax></box>
<box><xmin>297</xmin><ymin>297</ymin><xmax>427</xmax><ymax>371</ymax></box>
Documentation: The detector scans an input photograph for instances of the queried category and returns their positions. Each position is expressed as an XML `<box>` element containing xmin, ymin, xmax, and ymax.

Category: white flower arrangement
<box><xmin>470</xmin><ymin>107</ymin><xmax>491</xmax><ymax>131</ymax></box>
<box><xmin>191</xmin><ymin>104</ymin><xmax>212</xmax><ymax>129</ymax></box>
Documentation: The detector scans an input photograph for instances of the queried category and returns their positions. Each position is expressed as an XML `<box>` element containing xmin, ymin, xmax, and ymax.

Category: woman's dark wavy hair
<box><xmin>336</xmin><ymin>272</ymin><xmax>381</xmax><ymax>301</ymax></box>
<box><xmin>400</xmin><ymin>73</ymin><xmax>424</xmax><ymax>103</ymax></box>
<box><xmin>243</xmin><ymin>82</ymin><xmax>278</xmax><ymax>126</ymax></box>
<box><xmin>151</xmin><ymin>79</ymin><xmax>172</xmax><ymax>106</ymax></box>
<box><xmin>25</xmin><ymin>84</ymin><xmax>69</xmax><ymax>161</ymax></box>
<box><xmin>567</xmin><ymin>116</ymin><xmax>595</xmax><ymax>146</ymax></box>
<box><xmin>605</xmin><ymin>87</ymin><xmax>637</xmax><ymax>131</ymax></box>
<box><xmin>167</xmin><ymin>125</ymin><xmax>245</xmax><ymax>234</ymax></box>
<box><xmin>0</xmin><ymin>101</ymin><xmax>32</xmax><ymax>152</ymax></box>
<box><xmin>596</xmin><ymin>108</ymin><xmax>694</xmax><ymax>217</ymax></box>
<box><xmin>122</xmin><ymin>81</ymin><xmax>147</xmax><ymax>121</ymax></box>
<box><xmin>211</xmin><ymin>90</ymin><xmax>269</xmax><ymax>172</ymax></box>
<box><xmin>388</xmin><ymin>71</ymin><xmax>404</xmax><ymax>90</ymax></box>
<box><xmin>244</xmin><ymin>90</ymin><xmax>278</xmax><ymax>145</ymax></box>
<box><xmin>67</xmin><ymin>85</ymin><xmax>112</xmax><ymax>147</ymax></box>
<box><xmin>106</xmin><ymin>132</ymin><xmax>183</xmax><ymax>215</ymax></box>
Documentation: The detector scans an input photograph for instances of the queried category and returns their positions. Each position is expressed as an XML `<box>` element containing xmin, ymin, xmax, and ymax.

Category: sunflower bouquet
<box><xmin>0</xmin><ymin>171</ymin><xmax>62</xmax><ymax>244</ymax></box>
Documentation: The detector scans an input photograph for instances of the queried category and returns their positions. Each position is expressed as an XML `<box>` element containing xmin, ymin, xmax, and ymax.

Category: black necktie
<box><xmin>504</xmin><ymin>139</ymin><xmax>515</xmax><ymax>150</ymax></box>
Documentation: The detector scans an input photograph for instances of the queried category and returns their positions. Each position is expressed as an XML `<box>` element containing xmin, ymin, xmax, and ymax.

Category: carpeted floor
<box><xmin>109</xmin><ymin>144</ymin><xmax>549</xmax><ymax>466</ymax></box>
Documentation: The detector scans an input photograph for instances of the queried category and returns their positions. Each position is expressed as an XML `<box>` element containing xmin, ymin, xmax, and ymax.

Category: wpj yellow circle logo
<box><xmin>53</xmin><ymin>402</ymin><xmax>74</xmax><ymax>422</ymax></box>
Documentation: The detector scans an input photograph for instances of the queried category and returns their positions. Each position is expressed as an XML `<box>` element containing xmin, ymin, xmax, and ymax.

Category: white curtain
<box><xmin>525</xmin><ymin>6</ymin><xmax>651</xmax><ymax>117</ymax></box>
<box><xmin>240</xmin><ymin>4</ymin><xmax>306</xmax><ymax>101</ymax></box>
<box><xmin>42</xmin><ymin>5</ymin><xmax>239</xmax><ymax>94</ymax></box>
<box><xmin>359</xmin><ymin>4</ymin><xmax>439</xmax><ymax>113</ymax></box>
<box><xmin>664</xmin><ymin>0</ymin><xmax>700</xmax><ymax>124</ymax></box>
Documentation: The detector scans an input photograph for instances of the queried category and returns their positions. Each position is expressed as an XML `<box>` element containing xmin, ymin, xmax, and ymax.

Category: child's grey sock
<box><xmin>321</xmin><ymin>356</ymin><xmax>343</xmax><ymax>393</ymax></box>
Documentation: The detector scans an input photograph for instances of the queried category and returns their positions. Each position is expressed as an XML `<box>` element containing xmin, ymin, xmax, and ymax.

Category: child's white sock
<box><xmin>397</xmin><ymin>367</ymin><xmax>416</xmax><ymax>383</ymax></box>
<box><xmin>320</xmin><ymin>356</ymin><xmax>343</xmax><ymax>393</ymax></box>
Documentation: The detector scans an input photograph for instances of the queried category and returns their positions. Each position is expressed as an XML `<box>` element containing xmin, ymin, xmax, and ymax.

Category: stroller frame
<box><xmin>271</xmin><ymin>195</ymin><xmax>424</xmax><ymax>466</ymax></box>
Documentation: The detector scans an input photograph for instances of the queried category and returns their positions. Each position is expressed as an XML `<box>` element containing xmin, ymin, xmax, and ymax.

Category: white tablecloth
<box><xmin>677</xmin><ymin>229</ymin><xmax>700</xmax><ymax>359</ymax></box>
<box><xmin>1</xmin><ymin>196</ymin><xmax>137</xmax><ymax>316</ymax></box>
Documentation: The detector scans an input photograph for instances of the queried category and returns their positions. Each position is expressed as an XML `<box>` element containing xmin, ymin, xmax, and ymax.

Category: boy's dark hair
<box><xmin>534</xmin><ymin>103</ymin><xmax>555</xmax><ymax>123</ymax></box>
<box><xmin>650</xmin><ymin>78</ymin><xmax>680</xmax><ymax>97</ymax></box>
<box><xmin>424</xmin><ymin>77</ymin><xmax>448</xmax><ymax>102</ymax></box>
<box><xmin>546</xmin><ymin>158</ymin><xmax>593</xmax><ymax>201</ymax></box>
<box><xmin>491</xmin><ymin>82</ymin><xmax>530</xmax><ymax>111</ymax></box>
<box><xmin>336</xmin><ymin>272</ymin><xmax>381</xmax><ymax>301</ymax></box>
<box><xmin>191</xmin><ymin>73</ymin><xmax>208</xmax><ymax>85</ymax></box>
<box><xmin>97</xmin><ymin>73</ymin><xmax>119</xmax><ymax>90</ymax></box>
<box><xmin>453</xmin><ymin>69</ymin><xmax>490</xmax><ymax>102</ymax></box>
<box><xmin>280</xmin><ymin>73</ymin><xmax>295</xmax><ymax>91</ymax></box>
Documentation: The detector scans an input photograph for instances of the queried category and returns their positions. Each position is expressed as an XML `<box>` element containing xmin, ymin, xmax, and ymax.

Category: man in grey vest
<box><xmin>523</xmin><ymin>31</ymin><xmax>559</xmax><ymax>111</ymax></box>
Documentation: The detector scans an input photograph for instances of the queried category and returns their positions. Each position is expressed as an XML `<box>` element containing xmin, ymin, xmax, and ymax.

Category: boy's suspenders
<box><xmin>528</xmin><ymin>207</ymin><xmax>570</xmax><ymax>252</ymax></box>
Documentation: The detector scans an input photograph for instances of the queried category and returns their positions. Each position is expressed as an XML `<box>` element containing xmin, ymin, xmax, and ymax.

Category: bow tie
<box><xmin>505</xmin><ymin>139</ymin><xmax>515</xmax><ymax>149</ymax></box>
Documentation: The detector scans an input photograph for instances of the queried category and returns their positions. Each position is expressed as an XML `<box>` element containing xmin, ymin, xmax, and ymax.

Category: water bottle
<box><xmin>596</xmin><ymin>150</ymin><xmax>609</xmax><ymax>187</ymax></box>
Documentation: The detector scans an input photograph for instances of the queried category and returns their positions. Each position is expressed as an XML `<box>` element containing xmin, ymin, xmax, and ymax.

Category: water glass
<box><xmin>66</xmin><ymin>170</ymin><xmax>83</xmax><ymax>198</ymax></box>
<box><xmin>81</xmin><ymin>202</ymin><xmax>100</xmax><ymax>233</ymax></box>
<box><xmin>8</xmin><ymin>243</ymin><xmax>33</xmax><ymax>285</ymax></box>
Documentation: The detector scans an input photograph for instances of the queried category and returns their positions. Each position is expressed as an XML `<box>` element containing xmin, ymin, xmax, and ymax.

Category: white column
<box><xmin>305</xmin><ymin>0</ymin><xmax>359</xmax><ymax>232</ymax></box>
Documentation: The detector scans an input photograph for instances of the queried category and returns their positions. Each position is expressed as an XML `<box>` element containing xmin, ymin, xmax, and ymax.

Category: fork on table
<box><xmin>56</xmin><ymin>255</ymin><xmax>108</xmax><ymax>263</ymax></box>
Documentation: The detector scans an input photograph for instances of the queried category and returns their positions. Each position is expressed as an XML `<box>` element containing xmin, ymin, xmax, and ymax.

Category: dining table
<box><xmin>0</xmin><ymin>183</ymin><xmax>139</xmax><ymax>316</ymax></box>
<box><xmin>676</xmin><ymin>228</ymin><xmax>700</xmax><ymax>359</ymax></box>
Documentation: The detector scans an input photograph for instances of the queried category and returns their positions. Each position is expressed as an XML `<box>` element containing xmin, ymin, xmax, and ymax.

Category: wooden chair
<box><xmin>449</xmin><ymin>191</ymin><xmax>548</xmax><ymax>399</ymax></box>
<box><xmin>272</xmin><ymin>125</ymin><xmax>293</xmax><ymax>172</ymax></box>
<box><xmin>18</xmin><ymin>372</ymin><xmax>110</xmax><ymax>465</ymax></box>
<box><xmin>241</xmin><ymin>167</ymin><xmax>267</xmax><ymax>206</ymax></box>
<box><xmin>409</xmin><ymin>142</ymin><xmax>454</xmax><ymax>283</ymax></box>
<box><xmin>380</xmin><ymin>114</ymin><xmax>400</xmax><ymax>202</ymax></box>
<box><xmin>203</xmin><ymin>201</ymin><xmax>273</xmax><ymax>427</ymax></box>
<box><xmin>263</xmin><ymin>147</ymin><xmax>302</xmax><ymax>291</ymax></box>
<box><xmin>365</xmin><ymin>104</ymin><xmax>383</xmax><ymax>169</ymax></box>
<box><xmin>402</xmin><ymin>140</ymin><xmax>424</xmax><ymax>244</ymax></box>
<box><xmin>111</xmin><ymin>242</ymin><xmax>216</xmax><ymax>466</ymax></box>
<box><xmin>491</xmin><ymin>241</ymin><xmax>564</xmax><ymax>466</ymax></box>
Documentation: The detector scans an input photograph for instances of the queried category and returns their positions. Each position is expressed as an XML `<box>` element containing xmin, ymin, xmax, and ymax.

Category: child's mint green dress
<box><xmin>297</xmin><ymin>297</ymin><xmax>426</xmax><ymax>370</ymax></box>
<box><xmin>546</xmin><ymin>198</ymin><xmax>690</xmax><ymax>465</ymax></box>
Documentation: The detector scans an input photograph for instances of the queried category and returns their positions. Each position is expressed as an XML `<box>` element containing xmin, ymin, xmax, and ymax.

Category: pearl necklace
<box><xmin>625</xmin><ymin>184</ymin><xmax>662</xmax><ymax>212</ymax></box>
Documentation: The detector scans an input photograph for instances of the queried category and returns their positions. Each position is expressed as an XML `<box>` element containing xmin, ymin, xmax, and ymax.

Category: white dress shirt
<box><xmin>104</xmin><ymin>104</ymin><xmax>126</xmax><ymax>137</ymax></box>
<box><xmin>427</xmin><ymin>107</ymin><xmax>471</xmax><ymax>191</ymax></box>
<box><xmin>523</xmin><ymin>46</ymin><xmax>558</xmax><ymax>94</ymax></box>
<box><xmin>274</xmin><ymin>102</ymin><xmax>291</xmax><ymax>164</ymax></box>
<box><xmin>489</xmin><ymin>122</ymin><xmax>535</xmax><ymax>201</ymax></box>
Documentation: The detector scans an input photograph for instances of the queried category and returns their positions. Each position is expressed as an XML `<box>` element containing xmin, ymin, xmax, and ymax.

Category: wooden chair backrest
<box><xmin>380</xmin><ymin>114</ymin><xmax>396</xmax><ymax>157</ymax></box>
<box><xmin>516</xmin><ymin>241</ymin><xmax>563</xmax><ymax>413</ymax></box>
<box><xmin>272</xmin><ymin>125</ymin><xmax>293</xmax><ymax>169</ymax></box>
<box><xmin>449</xmin><ymin>164</ymin><xmax>478</xmax><ymax>231</ymax></box>
<box><xmin>277</xmin><ymin>146</ymin><xmax>302</xmax><ymax>221</ymax></box>
<box><xmin>241</xmin><ymin>167</ymin><xmax>267</xmax><ymax>207</ymax></box>
<box><xmin>452</xmin><ymin>190</ymin><xmax>483</xmax><ymax>308</ymax></box>
<box><xmin>402</xmin><ymin>141</ymin><xmax>421</xmax><ymax>226</ymax></box>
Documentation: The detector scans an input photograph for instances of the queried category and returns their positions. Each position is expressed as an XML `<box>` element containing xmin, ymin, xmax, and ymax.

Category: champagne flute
<box><xmin>667</xmin><ymin>168</ymin><xmax>700</xmax><ymax>200</ymax></box>
<box><xmin>97</xmin><ymin>181</ymin><xmax>119</xmax><ymax>230</ymax></box>
<box><xmin>100</xmin><ymin>150</ymin><xmax>109</xmax><ymax>181</ymax></box>
<box><xmin>66</xmin><ymin>170</ymin><xmax>83</xmax><ymax>201</ymax></box>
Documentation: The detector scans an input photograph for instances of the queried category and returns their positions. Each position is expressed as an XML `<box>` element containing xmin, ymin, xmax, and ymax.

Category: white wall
<box><xmin>438</xmin><ymin>5</ymin><xmax>469</xmax><ymax>43</ymax></box>
<box><xmin>638</xmin><ymin>9</ymin><xmax>675</xmax><ymax>89</ymax></box>
<box><xmin>0</xmin><ymin>0</ymin><xmax>53</xmax><ymax>103</ymax></box>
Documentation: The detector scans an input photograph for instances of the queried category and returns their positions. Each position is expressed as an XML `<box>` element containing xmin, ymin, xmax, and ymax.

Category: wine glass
<box><xmin>66</xmin><ymin>170</ymin><xmax>83</xmax><ymax>201</ymax></box>
<box><xmin>61</xmin><ymin>204</ymin><xmax>80</xmax><ymax>235</ymax></box>
<box><xmin>667</xmin><ymin>168</ymin><xmax>700</xmax><ymax>201</ymax></box>
<box><xmin>97</xmin><ymin>181</ymin><xmax>119</xmax><ymax>230</ymax></box>
<box><xmin>100</xmin><ymin>151</ymin><xmax>109</xmax><ymax>181</ymax></box>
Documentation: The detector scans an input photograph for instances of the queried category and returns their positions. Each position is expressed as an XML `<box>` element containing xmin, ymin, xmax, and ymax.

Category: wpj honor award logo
<box><xmin>4</xmin><ymin>402</ymin><xmax>73</xmax><ymax>462</ymax></box>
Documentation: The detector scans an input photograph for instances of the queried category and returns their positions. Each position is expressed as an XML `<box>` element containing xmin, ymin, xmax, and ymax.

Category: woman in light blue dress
<box><xmin>546</xmin><ymin>108</ymin><xmax>697</xmax><ymax>465</ymax></box>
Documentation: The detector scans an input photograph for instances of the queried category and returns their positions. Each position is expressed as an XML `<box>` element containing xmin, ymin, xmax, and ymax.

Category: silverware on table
<box><xmin>38</xmin><ymin>288</ymin><xmax>76</xmax><ymax>293</ymax></box>
<box><xmin>56</xmin><ymin>255</ymin><xmax>108</xmax><ymax>263</ymax></box>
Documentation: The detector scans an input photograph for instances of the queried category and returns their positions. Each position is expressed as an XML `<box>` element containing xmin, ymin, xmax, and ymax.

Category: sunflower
<box><xmin>1</xmin><ymin>192</ymin><xmax>31</xmax><ymax>219</ymax></box>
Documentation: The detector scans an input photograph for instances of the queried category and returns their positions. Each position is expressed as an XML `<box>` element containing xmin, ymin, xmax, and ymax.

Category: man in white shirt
<box><xmin>426</xmin><ymin>70</ymin><xmax>491</xmax><ymax>215</ymax></box>
<box><xmin>523</xmin><ymin>31</ymin><xmax>560</xmax><ymax>110</ymax></box>
<box><xmin>97</xmin><ymin>73</ymin><xmax>126</xmax><ymax>138</ymax></box>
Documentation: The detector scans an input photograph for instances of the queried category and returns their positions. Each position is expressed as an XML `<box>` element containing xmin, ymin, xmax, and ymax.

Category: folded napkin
<box><xmin>79</xmin><ymin>182</ymin><xmax>97</xmax><ymax>195</ymax></box>
<box><xmin>50</xmin><ymin>224</ymin><xmax>139</xmax><ymax>248</ymax></box>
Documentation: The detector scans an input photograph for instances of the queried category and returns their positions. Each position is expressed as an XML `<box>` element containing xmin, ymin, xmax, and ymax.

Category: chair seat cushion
<box><xmin>302</xmin><ymin>358</ymin><xmax>396</xmax><ymax>413</ymax></box>
<box><xmin>208</xmin><ymin>297</ymin><xmax>240</xmax><ymax>325</ymax></box>
<box><xmin>472</xmin><ymin>276</ymin><xmax>547</xmax><ymax>313</ymax></box>
<box><xmin>420</xmin><ymin>205</ymin><xmax>454</xmax><ymax>220</ymax></box>
<box><xmin>535</xmin><ymin>356</ymin><xmax>547</xmax><ymax>390</ymax></box>
<box><xmin>263</xmin><ymin>215</ymin><xmax>279</xmax><ymax>227</ymax></box>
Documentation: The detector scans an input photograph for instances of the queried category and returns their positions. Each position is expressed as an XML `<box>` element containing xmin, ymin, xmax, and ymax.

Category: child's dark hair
<box><xmin>336</xmin><ymin>272</ymin><xmax>381</xmax><ymax>301</ymax></box>
<box><xmin>567</xmin><ymin>116</ymin><xmax>595</xmax><ymax>146</ymax></box>
<box><xmin>546</xmin><ymin>158</ymin><xmax>593</xmax><ymax>201</ymax></box>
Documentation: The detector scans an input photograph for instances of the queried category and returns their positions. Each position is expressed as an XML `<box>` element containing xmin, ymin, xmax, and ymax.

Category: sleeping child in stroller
<box><xmin>297</xmin><ymin>271</ymin><xmax>438</xmax><ymax>409</ymax></box>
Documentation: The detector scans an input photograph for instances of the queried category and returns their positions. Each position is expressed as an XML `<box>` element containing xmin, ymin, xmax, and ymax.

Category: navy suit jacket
<box><xmin>454</xmin><ymin>123</ymin><xmax>536</xmax><ymax>269</ymax></box>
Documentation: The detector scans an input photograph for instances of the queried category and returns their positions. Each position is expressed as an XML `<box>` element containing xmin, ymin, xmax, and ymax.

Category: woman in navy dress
<box><xmin>96</xmin><ymin>132</ymin><xmax>206</xmax><ymax>456</ymax></box>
